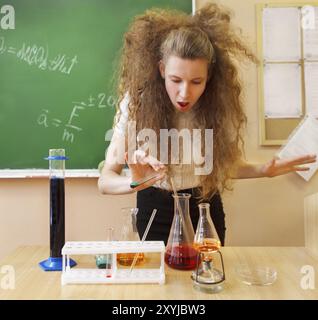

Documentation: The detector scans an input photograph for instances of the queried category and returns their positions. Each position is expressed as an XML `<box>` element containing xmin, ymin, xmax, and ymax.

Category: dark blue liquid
<box><xmin>50</xmin><ymin>177</ymin><xmax>65</xmax><ymax>258</ymax></box>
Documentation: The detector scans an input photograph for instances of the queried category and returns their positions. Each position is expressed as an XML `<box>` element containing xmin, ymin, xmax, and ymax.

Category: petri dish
<box><xmin>235</xmin><ymin>264</ymin><xmax>277</xmax><ymax>286</ymax></box>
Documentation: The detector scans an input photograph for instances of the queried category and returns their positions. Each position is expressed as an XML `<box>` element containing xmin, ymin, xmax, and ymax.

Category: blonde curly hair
<box><xmin>114</xmin><ymin>3</ymin><xmax>258</xmax><ymax>200</ymax></box>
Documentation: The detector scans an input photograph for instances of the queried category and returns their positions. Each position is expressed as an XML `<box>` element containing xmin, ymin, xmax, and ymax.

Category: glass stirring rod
<box><xmin>129</xmin><ymin>209</ymin><xmax>157</xmax><ymax>274</ymax></box>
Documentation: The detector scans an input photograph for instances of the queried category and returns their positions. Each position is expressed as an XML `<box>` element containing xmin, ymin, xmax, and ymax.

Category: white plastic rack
<box><xmin>61</xmin><ymin>241</ymin><xmax>165</xmax><ymax>285</ymax></box>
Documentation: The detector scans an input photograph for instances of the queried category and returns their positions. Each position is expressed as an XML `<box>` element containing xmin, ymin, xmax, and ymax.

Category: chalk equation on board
<box><xmin>37</xmin><ymin>93</ymin><xmax>116</xmax><ymax>143</ymax></box>
<box><xmin>0</xmin><ymin>36</ymin><xmax>78</xmax><ymax>75</ymax></box>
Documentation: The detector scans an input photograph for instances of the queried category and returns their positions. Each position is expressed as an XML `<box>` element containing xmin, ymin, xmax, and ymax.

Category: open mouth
<box><xmin>177</xmin><ymin>102</ymin><xmax>189</xmax><ymax>108</ymax></box>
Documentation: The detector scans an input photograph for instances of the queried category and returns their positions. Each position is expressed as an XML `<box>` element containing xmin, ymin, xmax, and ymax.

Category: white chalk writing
<box><xmin>0</xmin><ymin>36</ymin><xmax>78</xmax><ymax>75</ymax></box>
<box><xmin>37</xmin><ymin>93</ymin><xmax>115</xmax><ymax>143</ymax></box>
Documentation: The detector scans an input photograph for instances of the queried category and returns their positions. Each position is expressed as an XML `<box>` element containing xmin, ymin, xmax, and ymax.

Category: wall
<box><xmin>0</xmin><ymin>178</ymin><xmax>135</xmax><ymax>259</ymax></box>
<box><xmin>197</xmin><ymin>0</ymin><xmax>318</xmax><ymax>246</ymax></box>
<box><xmin>1</xmin><ymin>0</ymin><xmax>318</xmax><ymax>260</ymax></box>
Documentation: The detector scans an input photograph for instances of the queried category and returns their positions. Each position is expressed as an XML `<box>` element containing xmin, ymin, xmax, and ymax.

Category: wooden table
<box><xmin>0</xmin><ymin>246</ymin><xmax>317</xmax><ymax>300</ymax></box>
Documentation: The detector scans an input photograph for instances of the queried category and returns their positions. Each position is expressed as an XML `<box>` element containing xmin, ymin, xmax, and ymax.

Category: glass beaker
<box><xmin>191</xmin><ymin>203</ymin><xmax>225</xmax><ymax>293</ymax></box>
<box><xmin>165</xmin><ymin>193</ymin><xmax>196</xmax><ymax>270</ymax></box>
<box><xmin>117</xmin><ymin>207</ymin><xmax>145</xmax><ymax>266</ymax></box>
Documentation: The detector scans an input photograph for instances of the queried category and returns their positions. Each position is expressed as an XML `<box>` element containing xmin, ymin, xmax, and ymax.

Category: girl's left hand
<box><xmin>261</xmin><ymin>154</ymin><xmax>317</xmax><ymax>177</ymax></box>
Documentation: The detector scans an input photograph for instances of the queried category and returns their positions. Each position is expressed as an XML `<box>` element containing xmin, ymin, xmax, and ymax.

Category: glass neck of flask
<box><xmin>121</xmin><ymin>208</ymin><xmax>138</xmax><ymax>234</ymax></box>
<box><xmin>173</xmin><ymin>193</ymin><xmax>191</xmax><ymax>217</ymax></box>
<box><xmin>195</xmin><ymin>203</ymin><xmax>211</xmax><ymax>244</ymax></box>
<box><xmin>199</xmin><ymin>203</ymin><xmax>210</xmax><ymax>219</ymax></box>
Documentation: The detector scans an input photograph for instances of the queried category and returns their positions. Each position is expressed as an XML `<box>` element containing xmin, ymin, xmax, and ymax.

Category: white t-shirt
<box><xmin>113</xmin><ymin>94</ymin><xmax>202</xmax><ymax>191</ymax></box>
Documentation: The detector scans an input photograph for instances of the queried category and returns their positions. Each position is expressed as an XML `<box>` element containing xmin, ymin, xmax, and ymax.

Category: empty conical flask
<box><xmin>165</xmin><ymin>193</ymin><xmax>197</xmax><ymax>270</ymax></box>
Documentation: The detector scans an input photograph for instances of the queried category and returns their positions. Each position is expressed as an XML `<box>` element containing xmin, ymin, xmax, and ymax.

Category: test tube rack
<box><xmin>61</xmin><ymin>241</ymin><xmax>165</xmax><ymax>285</ymax></box>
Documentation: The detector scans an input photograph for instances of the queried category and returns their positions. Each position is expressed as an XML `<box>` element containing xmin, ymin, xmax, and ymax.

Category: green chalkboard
<box><xmin>0</xmin><ymin>0</ymin><xmax>192</xmax><ymax>170</ymax></box>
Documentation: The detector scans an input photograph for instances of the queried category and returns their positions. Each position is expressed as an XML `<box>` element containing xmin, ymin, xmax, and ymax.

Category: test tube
<box><xmin>105</xmin><ymin>227</ymin><xmax>114</xmax><ymax>278</ymax></box>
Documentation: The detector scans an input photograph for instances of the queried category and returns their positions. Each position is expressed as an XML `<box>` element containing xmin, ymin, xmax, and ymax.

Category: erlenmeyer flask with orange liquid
<box><xmin>165</xmin><ymin>193</ymin><xmax>197</xmax><ymax>270</ymax></box>
<box><xmin>117</xmin><ymin>207</ymin><xmax>145</xmax><ymax>266</ymax></box>
<box><xmin>193</xmin><ymin>203</ymin><xmax>221</xmax><ymax>256</ymax></box>
<box><xmin>191</xmin><ymin>203</ymin><xmax>225</xmax><ymax>293</ymax></box>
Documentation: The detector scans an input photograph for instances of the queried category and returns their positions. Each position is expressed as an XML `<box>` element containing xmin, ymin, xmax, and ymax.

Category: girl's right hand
<box><xmin>126</xmin><ymin>150</ymin><xmax>167</xmax><ymax>191</ymax></box>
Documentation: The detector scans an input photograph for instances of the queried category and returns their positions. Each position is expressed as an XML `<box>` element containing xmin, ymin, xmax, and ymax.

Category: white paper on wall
<box><xmin>303</xmin><ymin>6</ymin><xmax>318</xmax><ymax>60</ymax></box>
<box><xmin>264</xmin><ymin>64</ymin><xmax>302</xmax><ymax>118</ymax></box>
<box><xmin>263</xmin><ymin>7</ymin><xmax>301</xmax><ymax>61</ymax></box>
<box><xmin>305</xmin><ymin>62</ymin><xmax>318</xmax><ymax>118</ymax></box>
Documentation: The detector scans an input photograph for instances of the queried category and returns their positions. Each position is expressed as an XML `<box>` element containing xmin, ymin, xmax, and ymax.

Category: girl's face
<box><xmin>159</xmin><ymin>55</ymin><xmax>208</xmax><ymax>113</ymax></box>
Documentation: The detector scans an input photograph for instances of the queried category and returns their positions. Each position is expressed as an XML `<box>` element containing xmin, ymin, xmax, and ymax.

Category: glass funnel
<box><xmin>165</xmin><ymin>193</ymin><xmax>196</xmax><ymax>270</ymax></box>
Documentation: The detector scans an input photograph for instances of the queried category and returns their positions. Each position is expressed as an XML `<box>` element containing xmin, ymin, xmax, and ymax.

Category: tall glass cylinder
<box><xmin>39</xmin><ymin>149</ymin><xmax>76</xmax><ymax>271</ymax></box>
<box><xmin>49</xmin><ymin>149</ymin><xmax>65</xmax><ymax>258</ymax></box>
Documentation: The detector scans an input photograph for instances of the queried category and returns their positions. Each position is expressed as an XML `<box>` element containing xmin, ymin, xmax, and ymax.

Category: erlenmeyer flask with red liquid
<box><xmin>165</xmin><ymin>193</ymin><xmax>197</xmax><ymax>270</ymax></box>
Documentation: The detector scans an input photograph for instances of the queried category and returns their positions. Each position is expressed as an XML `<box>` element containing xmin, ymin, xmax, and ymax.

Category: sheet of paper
<box><xmin>303</xmin><ymin>6</ymin><xmax>318</xmax><ymax>60</ymax></box>
<box><xmin>277</xmin><ymin>115</ymin><xmax>318</xmax><ymax>181</ymax></box>
<box><xmin>305</xmin><ymin>62</ymin><xmax>318</xmax><ymax>117</ymax></box>
<box><xmin>264</xmin><ymin>64</ymin><xmax>302</xmax><ymax>118</ymax></box>
<box><xmin>263</xmin><ymin>7</ymin><xmax>301</xmax><ymax>61</ymax></box>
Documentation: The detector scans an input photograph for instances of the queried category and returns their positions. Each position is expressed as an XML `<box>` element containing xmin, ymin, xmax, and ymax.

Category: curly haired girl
<box><xmin>98</xmin><ymin>3</ymin><xmax>316</xmax><ymax>245</ymax></box>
